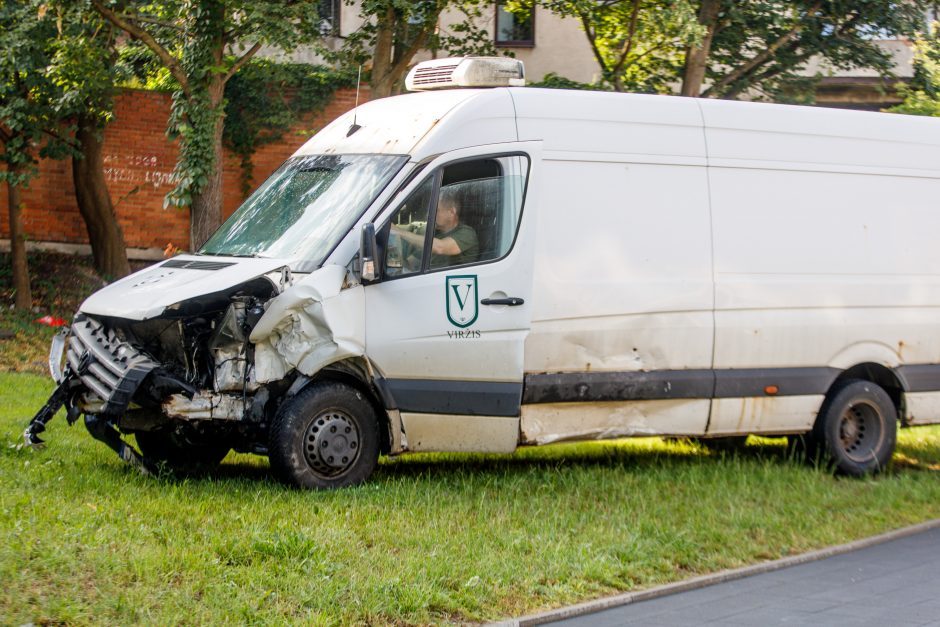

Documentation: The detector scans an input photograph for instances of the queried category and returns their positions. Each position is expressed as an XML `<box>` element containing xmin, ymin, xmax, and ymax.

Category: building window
<box><xmin>318</xmin><ymin>0</ymin><xmax>340</xmax><ymax>36</ymax></box>
<box><xmin>495</xmin><ymin>1</ymin><xmax>534</xmax><ymax>47</ymax></box>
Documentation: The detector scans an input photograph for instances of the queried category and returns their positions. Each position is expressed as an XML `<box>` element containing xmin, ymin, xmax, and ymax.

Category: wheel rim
<box><xmin>304</xmin><ymin>411</ymin><xmax>361</xmax><ymax>477</ymax></box>
<box><xmin>838</xmin><ymin>400</ymin><xmax>885</xmax><ymax>463</ymax></box>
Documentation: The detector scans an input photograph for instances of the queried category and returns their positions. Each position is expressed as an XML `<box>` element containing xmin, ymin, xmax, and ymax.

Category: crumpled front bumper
<box><xmin>25</xmin><ymin>315</ymin><xmax>177</xmax><ymax>473</ymax></box>
<box><xmin>62</xmin><ymin>314</ymin><xmax>161</xmax><ymax>415</ymax></box>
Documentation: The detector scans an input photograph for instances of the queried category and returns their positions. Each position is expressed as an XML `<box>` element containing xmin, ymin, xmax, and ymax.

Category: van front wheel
<box><xmin>268</xmin><ymin>381</ymin><xmax>380</xmax><ymax>489</ymax></box>
<box><xmin>814</xmin><ymin>379</ymin><xmax>897</xmax><ymax>476</ymax></box>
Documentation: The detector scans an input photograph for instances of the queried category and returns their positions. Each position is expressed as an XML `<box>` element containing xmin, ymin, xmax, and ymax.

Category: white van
<box><xmin>26</xmin><ymin>57</ymin><xmax>940</xmax><ymax>488</ymax></box>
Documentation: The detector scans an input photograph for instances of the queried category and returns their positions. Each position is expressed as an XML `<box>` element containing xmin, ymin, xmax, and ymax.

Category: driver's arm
<box><xmin>391</xmin><ymin>224</ymin><xmax>423</xmax><ymax>248</ymax></box>
<box><xmin>393</xmin><ymin>225</ymin><xmax>461</xmax><ymax>255</ymax></box>
<box><xmin>430</xmin><ymin>236</ymin><xmax>461</xmax><ymax>256</ymax></box>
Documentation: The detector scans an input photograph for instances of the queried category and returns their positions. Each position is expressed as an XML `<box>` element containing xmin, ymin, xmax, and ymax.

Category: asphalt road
<box><xmin>545</xmin><ymin>525</ymin><xmax>940</xmax><ymax>627</ymax></box>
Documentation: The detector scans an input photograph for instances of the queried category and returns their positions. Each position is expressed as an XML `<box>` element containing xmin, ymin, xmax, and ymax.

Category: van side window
<box><xmin>384</xmin><ymin>176</ymin><xmax>434</xmax><ymax>277</ymax></box>
<box><xmin>382</xmin><ymin>154</ymin><xmax>528</xmax><ymax>277</ymax></box>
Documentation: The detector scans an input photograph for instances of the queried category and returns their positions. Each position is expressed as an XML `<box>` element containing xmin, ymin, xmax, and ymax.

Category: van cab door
<box><xmin>364</xmin><ymin>144</ymin><xmax>539</xmax><ymax>452</ymax></box>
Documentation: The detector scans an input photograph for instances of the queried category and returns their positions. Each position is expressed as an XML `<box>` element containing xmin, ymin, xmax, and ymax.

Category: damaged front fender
<box><xmin>250</xmin><ymin>265</ymin><xmax>366</xmax><ymax>383</ymax></box>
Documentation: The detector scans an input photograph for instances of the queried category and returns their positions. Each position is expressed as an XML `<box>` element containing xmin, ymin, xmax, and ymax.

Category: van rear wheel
<box><xmin>814</xmin><ymin>379</ymin><xmax>897</xmax><ymax>476</ymax></box>
<box><xmin>268</xmin><ymin>380</ymin><xmax>380</xmax><ymax>489</ymax></box>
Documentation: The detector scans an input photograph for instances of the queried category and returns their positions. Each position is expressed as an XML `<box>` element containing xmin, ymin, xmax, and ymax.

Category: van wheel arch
<box><xmin>812</xmin><ymin>378</ymin><xmax>897</xmax><ymax>476</ymax></box>
<box><xmin>830</xmin><ymin>362</ymin><xmax>905</xmax><ymax>420</ymax></box>
<box><xmin>286</xmin><ymin>361</ymin><xmax>393</xmax><ymax>455</ymax></box>
<box><xmin>793</xmin><ymin>363</ymin><xmax>904</xmax><ymax>471</ymax></box>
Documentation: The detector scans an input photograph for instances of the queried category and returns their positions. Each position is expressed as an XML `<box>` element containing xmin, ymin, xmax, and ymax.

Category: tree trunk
<box><xmin>7</xmin><ymin>174</ymin><xmax>32</xmax><ymax>311</ymax></box>
<box><xmin>73</xmin><ymin>115</ymin><xmax>131</xmax><ymax>279</ymax></box>
<box><xmin>188</xmin><ymin>94</ymin><xmax>225</xmax><ymax>251</ymax></box>
<box><xmin>370</xmin><ymin>5</ymin><xmax>397</xmax><ymax>98</ymax></box>
<box><xmin>371</xmin><ymin>72</ymin><xmax>398</xmax><ymax>99</ymax></box>
<box><xmin>680</xmin><ymin>0</ymin><xmax>722</xmax><ymax>97</ymax></box>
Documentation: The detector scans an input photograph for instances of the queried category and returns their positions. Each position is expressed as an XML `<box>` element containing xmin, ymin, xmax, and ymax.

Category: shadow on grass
<box><xmin>141</xmin><ymin>437</ymin><xmax>822</xmax><ymax>488</ymax></box>
<box><xmin>90</xmin><ymin>429</ymin><xmax>940</xmax><ymax>489</ymax></box>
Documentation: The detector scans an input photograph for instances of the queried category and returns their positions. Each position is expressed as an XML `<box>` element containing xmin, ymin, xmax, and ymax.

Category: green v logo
<box><xmin>445</xmin><ymin>275</ymin><xmax>478</xmax><ymax>328</ymax></box>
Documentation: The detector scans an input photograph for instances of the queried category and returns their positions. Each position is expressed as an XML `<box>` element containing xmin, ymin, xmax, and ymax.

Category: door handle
<box><xmin>481</xmin><ymin>297</ymin><xmax>525</xmax><ymax>306</ymax></box>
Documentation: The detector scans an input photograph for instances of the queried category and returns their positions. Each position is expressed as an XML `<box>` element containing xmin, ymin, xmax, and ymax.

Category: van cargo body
<box><xmin>26</xmin><ymin>70</ymin><xmax>940</xmax><ymax>487</ymax></box>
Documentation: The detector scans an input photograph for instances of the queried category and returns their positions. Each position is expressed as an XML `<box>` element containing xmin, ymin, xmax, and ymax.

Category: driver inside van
<box><xmin>392</xmin><ymin>187</ymin><xmax>479</xmax><ymax>269</ymax></box>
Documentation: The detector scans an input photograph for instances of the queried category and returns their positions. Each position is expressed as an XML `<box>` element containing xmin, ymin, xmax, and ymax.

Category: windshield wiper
<box><xmin>198</xmin><ymin>251</ymin><xmax>266</xmax><ymax>258</ymax></box>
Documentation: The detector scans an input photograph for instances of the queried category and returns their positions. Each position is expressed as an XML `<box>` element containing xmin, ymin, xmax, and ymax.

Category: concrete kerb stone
<box><xmin>491</xmin><ymin>518</ymin><xmax>940</xmax><ymax>627</ymax></box>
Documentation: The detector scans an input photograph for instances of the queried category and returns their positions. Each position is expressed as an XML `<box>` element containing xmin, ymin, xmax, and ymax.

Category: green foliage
<box><xmin>529</xmin><ymin>71</ymin><xmax>608</xmax><ymax>91</ymax></box>
<box><xmin>93</xmin><ymin>1</ymin><xmax>325</xmax><ymax>212</ymax></box>
<box><xmin>338</xmin><ymin>0</ymin><xmax>495</xmax><ymax>63</ymax></box>
<box><xmin>534</xmin><ymin>0</ymin><xmax>933</xmax><ymax>101</ymax></box>
<box><xmin>890</xmin><ymin>21</ymin><xmax>940</xmax><ymax>116</ymax></box>
<box><xmin>45</xmin><ymin>1</ymin><xmax>121</xmax><ymax>128</ymax></box>
<box><xmin>0</xmin><ymin>1</ymin><xmax>74</xmax><ymax>186</ymax></box>
<box><xmin>703</xmin><ymin>1</ymin><xmax>934</xmax><ymax>101</ymax></box>
<box><xmin>223</xmin><ymin>60</ymin><xmax>356</xmax><ymax>196</ymax></box>
<box><xmin>530</xmin><ymin>0</ymin><xmax>704</xmax><ymax>93</ymax></box>
<box><xmin>332</xmin><ymin>0</ymin><xmax>497</xmax><ymax>96</ymax></box>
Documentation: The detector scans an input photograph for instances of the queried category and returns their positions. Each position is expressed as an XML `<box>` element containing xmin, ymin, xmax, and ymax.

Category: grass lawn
<box><xmin>3</xmin><ymin>372</ymin><xmax>940</xmax><ymax>624</ymax></box>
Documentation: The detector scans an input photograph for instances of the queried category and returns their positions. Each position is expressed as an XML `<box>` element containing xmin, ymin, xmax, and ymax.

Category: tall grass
<box><xmin>3</xmin><ymin>372</ymin><xmax>940</xmax><ymax>624</ymax></box>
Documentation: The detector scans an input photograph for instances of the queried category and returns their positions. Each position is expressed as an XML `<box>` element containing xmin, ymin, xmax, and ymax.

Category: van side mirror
<box><xmin>360</xmin><ymin>223</ymin><xmax>378</xmax><ymax>282</ymax></box>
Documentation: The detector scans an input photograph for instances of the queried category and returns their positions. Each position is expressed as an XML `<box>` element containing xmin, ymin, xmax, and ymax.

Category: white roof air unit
<box><xmin>405</xmin><ymin>57</ymin><xmax>526</xmax><ymax>91</ymax></box>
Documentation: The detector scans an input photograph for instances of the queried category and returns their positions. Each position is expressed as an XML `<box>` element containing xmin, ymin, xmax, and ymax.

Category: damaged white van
<box><xmin>26</xmin><ymin>57</ymin><xmax>940</xmax><ymax>488</ymax></box>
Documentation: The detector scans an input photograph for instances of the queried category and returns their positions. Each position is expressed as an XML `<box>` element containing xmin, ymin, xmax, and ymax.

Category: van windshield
<box><xmin>200</xmin><ymin>154</ymin><xmax>407</xmax><ymax>270</ymax></box>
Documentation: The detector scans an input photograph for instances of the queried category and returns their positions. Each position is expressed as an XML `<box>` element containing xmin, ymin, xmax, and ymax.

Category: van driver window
<box><xmin>385</xmin><ymin>176</ymin><xmax>433</xmax><ymax>277</ymax></box>
<box><xmin>382</xmin><ymin>154</ymin><xmax>529</xmax><ymax>277</ymax></box>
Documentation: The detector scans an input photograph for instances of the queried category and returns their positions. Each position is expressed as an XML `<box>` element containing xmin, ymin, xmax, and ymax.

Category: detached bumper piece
<box><xmin>24</xmin><ymin>315</ymin><xmax>167</xmax><ymax>474</ymax></box>
<box><xmin>23</xmin><ymin>375</ymin><xmax>80</xmax><ymax>447</ymax></box>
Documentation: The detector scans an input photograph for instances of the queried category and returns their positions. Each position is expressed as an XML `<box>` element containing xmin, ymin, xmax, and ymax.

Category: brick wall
<box><xmin>0</xmin><ymin>87</ymin><xmax>366</xmax><ymax>252</ymax></box>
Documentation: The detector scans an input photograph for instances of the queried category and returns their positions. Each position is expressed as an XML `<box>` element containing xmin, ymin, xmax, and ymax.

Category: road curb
<box><xmin>492</xmin><ymin>518</ymin><xmax>940</xmax><ymax>626</ymax></box>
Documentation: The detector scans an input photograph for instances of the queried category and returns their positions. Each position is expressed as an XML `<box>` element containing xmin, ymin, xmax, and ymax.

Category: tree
<box><xmin>534</xmin><ymin>1</ymin><xmax>932</xmax><ymax>101</ymax></box>
<box><xmin>680</xmin><ymin>0</ymin><xmax>720</xmax><ymax>96</ymax></box>
<box><xmin>49</xmin><ymin>1</ymin><xmax>131</xmax><ymax>278</ymax></box>
<box><xmin>223</xmin><ymin>60</ymin><xmax>355</xmax><ymax>197</ymax></box>
<box><xmin>681</xmin><ymin>1</ymin><xmax>934</xmax><ymax>101</ymax></box>
<box><xmin>529</xmin><ymin>0</ymin><xmax>704</xmax><ymax>93</ymax></box>
<box><xmin>91</xmin><ymin>0</ymin><xmax>322</xmax><ymax>250</ymax></box>
<box><xmin>0</xmin><ymin>1</ymin><xmax>71</xmax><ymax>310</ymax></box>
<box><xmin>337</xmin><ymin>0</ymin><xmax>497</xmax><ymax>98</ymax></box>
<box><xmin>890</xmin><ymin>19</ymin><xmax>940</xmax><ymax>116</ymax></box>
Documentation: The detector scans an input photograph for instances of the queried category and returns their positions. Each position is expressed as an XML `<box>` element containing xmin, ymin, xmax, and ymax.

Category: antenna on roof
<box><xmin>347</xmin><ymin>65</ymin><xmax>363</xmax><ymax>137</ymax></box>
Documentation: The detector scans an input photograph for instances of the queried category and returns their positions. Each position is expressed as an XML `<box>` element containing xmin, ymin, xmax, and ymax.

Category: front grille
<box><xmin>67</xmin><ymin>316</ymin><xmax>160</xmax><ymax>414</ymax></box>
<box><xmin>162</xmin><ymin>259</ymin><xmax>235</xmax><ymax>271</ymax></box>
<box><xmin>410</xmin><ymin>63</ymin><xmax>460</xmax><ymax>86</ymax></box>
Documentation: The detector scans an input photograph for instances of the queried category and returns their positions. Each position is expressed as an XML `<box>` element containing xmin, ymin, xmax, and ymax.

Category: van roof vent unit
<box><xmin>405</xmin><ymin>57</ymin><xmax>525</xmax><ymax>91</ymax></box>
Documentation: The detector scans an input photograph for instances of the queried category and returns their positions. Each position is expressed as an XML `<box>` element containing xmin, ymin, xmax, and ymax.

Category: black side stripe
<box><xmin>380</xmin><ymin>365</ymin><xmax>940</xmax><ymax>415</ymax></box>
<box><xmin>896</xmin><ymin>365</ymin><xmax>940</xmax><ymax>393</ymax></box>
<box><xmin>521</xmin><ymin>370</ymin><xmax>714</xmax><ymax>404</ymax></box>
<box><xmin>384</xmin><ymin>379</ymin><xmax>522</xmax><ymax>417</ymax></box>
<box><xmin>523</xmin><ymin>367</ymin><xmax>843</xmax><ymax>405</ymax></box>
<box><xmin>714</xmin><ymin>367</ymin><xmax>842</xmax><ymax>398</ymax></box>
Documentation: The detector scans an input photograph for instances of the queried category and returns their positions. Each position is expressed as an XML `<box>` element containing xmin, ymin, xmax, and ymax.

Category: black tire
<box><xmin>135</xmin><ymin>428</ymin><xmax>230</xmax><ymax>473</ymax></box>
<box><xmin>268</xmin><ymin>380</ymin><xmax>380</xmax><ymax>489</ymax></box>
<box><xmin>813</xmin><ymin>379</ymin><xmax>897</xmax><ymax>476</ymax></box>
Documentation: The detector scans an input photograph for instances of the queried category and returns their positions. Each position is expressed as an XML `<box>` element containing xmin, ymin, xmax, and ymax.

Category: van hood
<box><xmin>80</xmin><ymin>255</ymin><xmax>289</xmax><ymax>321</ymax></box>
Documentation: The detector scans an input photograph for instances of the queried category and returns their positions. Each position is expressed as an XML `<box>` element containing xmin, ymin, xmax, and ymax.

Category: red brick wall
<box><xmin>0</xmin><ymin>87</ymin><xmax>367</xmax><ymax>251</ymax></box>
